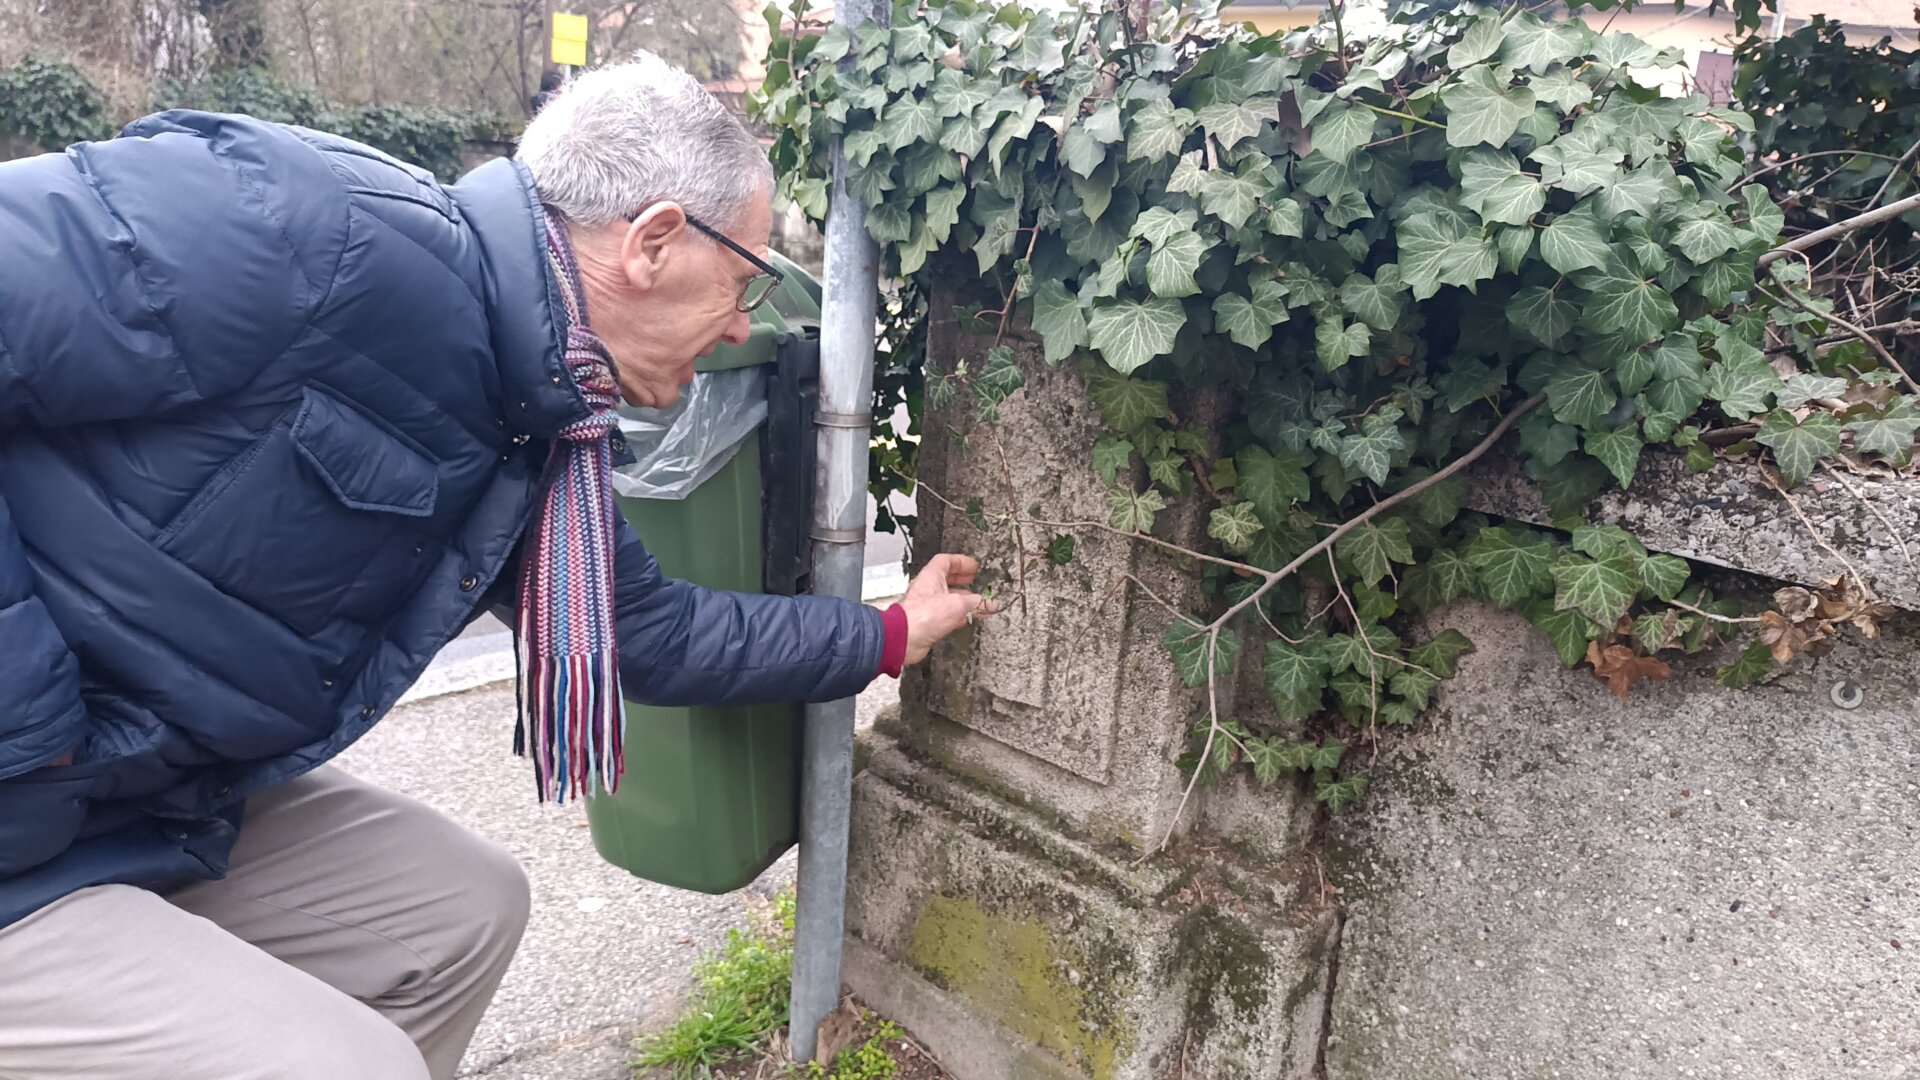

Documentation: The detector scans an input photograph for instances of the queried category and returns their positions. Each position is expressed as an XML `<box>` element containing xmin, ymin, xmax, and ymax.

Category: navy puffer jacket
<box><xmin>0</xmin><ymin>112</ymin><xmax>884</xmax><ymax>929</ymax></box>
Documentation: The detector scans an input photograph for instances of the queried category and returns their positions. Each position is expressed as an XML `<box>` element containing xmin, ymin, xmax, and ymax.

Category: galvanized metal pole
<box><xmin>790</xmin><ymin>0</ymin><xmax>888</xmax><ymax>1061</ymax></box>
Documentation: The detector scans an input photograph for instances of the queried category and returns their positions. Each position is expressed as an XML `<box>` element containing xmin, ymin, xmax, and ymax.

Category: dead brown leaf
<box><xmin>813</xmin><ymin>1001</ymin><xmax>865</xmax><ymax>1065</ymax></box>
<box><xmin>1586</xmin><ymin>641</ymin><xmax>1672</xmax><ymax>702</ymax></box>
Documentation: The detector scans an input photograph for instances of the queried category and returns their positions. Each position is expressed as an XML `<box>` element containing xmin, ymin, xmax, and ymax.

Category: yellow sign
<box><xmin>551</xmin><ymin>13</ymin><xmax>589</xmax><ymax>67</ymax></box>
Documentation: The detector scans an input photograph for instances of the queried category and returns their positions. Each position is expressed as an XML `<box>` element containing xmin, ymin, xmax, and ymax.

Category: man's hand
<box><xmin>898</xmin><ymin>554</ymin><xmax>997</xmax><ymax>666</ymax></box>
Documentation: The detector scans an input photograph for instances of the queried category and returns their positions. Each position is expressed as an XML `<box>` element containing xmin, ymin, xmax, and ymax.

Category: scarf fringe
<box><xmin>513</xmin><ymin>204</ymin><xmax>629</xmax><ymax>805</ymax></box>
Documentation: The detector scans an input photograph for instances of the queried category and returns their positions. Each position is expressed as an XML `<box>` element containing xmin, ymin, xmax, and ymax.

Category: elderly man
<box><xmin>0</xmin><ymin>53</ymin><xmax>979</xmax><ymax>1080</ymax></box>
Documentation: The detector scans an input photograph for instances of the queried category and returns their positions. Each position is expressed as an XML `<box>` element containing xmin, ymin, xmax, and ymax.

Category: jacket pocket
<box><xmin>156</xmin><ymin>387</ymin><xmax>441</xmax><ymax>638</ymax></box>
<box><xmin>0</xmin><ymin>760</ymin><xmax>107</xmax><ymax>877</ymax></box>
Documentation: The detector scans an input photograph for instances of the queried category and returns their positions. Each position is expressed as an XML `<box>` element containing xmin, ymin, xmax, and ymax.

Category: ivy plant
<box><xmin>755</xmin><ymin>0</ymin><xmax>1914</xmax><ymax>823</ymax></box>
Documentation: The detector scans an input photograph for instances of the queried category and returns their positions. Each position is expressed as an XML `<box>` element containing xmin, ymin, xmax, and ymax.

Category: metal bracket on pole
<box><xmin>789</xmin><ymin>0</ymin><xmax>889</xmax><ymax>1063</ymax></box>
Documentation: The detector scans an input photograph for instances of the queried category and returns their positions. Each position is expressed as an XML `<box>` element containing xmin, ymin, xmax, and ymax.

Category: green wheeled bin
<box><xmin>586</xmin><ymin>252</ymin><xmax>823</xmax><ymax>893</ymax></box>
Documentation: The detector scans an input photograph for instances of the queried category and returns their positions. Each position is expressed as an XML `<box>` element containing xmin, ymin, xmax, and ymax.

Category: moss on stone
<box><xmin>907</xmin><ymin>895</ymin><xmax>1131</xmax><ymax>1080</ymax></box>
<box><xmin>1176</xmin><ymin>908</ymin><xmax>1275</xmax><ymax>1041</ymax></box>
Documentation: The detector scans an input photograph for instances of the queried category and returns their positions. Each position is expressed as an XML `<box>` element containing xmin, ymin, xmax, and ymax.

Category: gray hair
<box><xmin>516</xmin><ymin>51</ymin><xmax>772</xmax><ymax>231</ymax></box>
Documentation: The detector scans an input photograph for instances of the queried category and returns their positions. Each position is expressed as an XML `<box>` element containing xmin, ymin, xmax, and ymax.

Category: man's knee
<box><xmin>282</xmin><ymin>1011</ymin><xmax>431</xmax><ymax>1080</ymax></box>
<box><xmin>450</xmin><ymin>833</ymin><xmax>531</xmax><ymax>968</ymax></box>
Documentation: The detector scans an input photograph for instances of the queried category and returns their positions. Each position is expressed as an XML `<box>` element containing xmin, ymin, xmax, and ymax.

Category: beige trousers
<box><xmin>0</xmin><ymin>766</ymin><xmax>531</xmax><ymax>1080</ymax></box>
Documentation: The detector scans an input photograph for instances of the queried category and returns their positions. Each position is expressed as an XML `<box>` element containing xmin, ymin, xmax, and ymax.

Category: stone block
<box><xmin>1469</xmin><ymin>450</ymin><xmax>1920</xmax><ymax>612</ymax></box>
<box><xmin>846</xmin><ymin>741</ymin><xmax>1339</xmax><ymax>1080</ymax></box>
<box><xmin>899</xmin><ymin>309</ymin><xmax>1219</xmax><ymax>851</ymax></box>
<box><xmin>1325</xmin><ymin>602</ymin><xmax>1920</xmax><ymax>1077</ymax></box>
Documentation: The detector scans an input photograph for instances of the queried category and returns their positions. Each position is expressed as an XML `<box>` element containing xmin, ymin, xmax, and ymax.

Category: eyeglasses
<box><xmin>623</xmin><ymin>208</ymin><xmax>785</xmax><ymax>313</ymax></box>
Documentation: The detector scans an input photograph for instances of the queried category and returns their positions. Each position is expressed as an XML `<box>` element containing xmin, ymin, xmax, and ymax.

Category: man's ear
<box><xmin>622</xmin><ymin>202</ymin><xmax>688</xmax><ymax>291</ymax></box>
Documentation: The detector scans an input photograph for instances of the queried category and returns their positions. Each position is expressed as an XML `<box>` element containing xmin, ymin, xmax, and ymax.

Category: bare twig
<box><xmin>1756</xmin><ymin>279</ymin><xmax>1920</xmax><ymax>397</ymax></box>
<box><xmin>1867</xmin><ymin>137</ymin><xmax>1920</xmax><ymax>212</ymax></box>
<box><xmin>1667</xmin><ymin>598</ymin><xmax>1763</xmax><ymax>626</ymax></box>
<box><xmin>1734</xmin><ymin>150</ymin><xmax>1903</xmax><ymax>192</ymax></box>
<box><xmin>992</xmin><ymin>434</ymin><xmax>1031</xmax><ymax>616</ymax></box>
<box><xmin>1820</xmin><ymin>460</ymin><xmax>1914</xmax><ymax>565</ymax></box>
<box><xmin>1759</xmin><ymin>190</ymin><xmax>1920</xmax><ymax>269</ymax></box>
<box><xmin>1757</xmin><ymin>467</ymin><xmax>1874</xmax><ymax>598</ymax></box>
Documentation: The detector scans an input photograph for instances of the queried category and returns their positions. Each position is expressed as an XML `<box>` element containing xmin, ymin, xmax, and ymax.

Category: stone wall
<box><xmin>845</xmin><ymin>316</ymin><xmax>1920</xmax><ymax>1078</ymax></box>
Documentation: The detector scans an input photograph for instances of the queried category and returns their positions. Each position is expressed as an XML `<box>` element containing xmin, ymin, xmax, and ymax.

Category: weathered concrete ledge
<box><xmin>1468</xmin><ymin>450</ymin><xmax>1920</xmax><ymax>612</ymax></box>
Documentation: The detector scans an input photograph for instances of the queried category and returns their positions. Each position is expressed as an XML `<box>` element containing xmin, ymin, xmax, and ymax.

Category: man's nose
<box><xmin>720</xmin><ymin>309</ymin><xmax>752</xmax><ymax>346</ymax></box>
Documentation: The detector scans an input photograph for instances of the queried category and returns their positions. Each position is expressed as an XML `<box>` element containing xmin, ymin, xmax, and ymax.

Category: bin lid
<box><xmin>695</xmin><ymin>249</ymin><xmax>821</xmax><ymax>374</ymax></box>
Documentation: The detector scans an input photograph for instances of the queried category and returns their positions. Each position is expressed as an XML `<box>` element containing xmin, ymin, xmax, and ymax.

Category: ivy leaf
<box><xmin>1092</xmin><ymin>437</ymin><xmax>1134</xmax><ymax>486</ymax></box>
<box><xmin>866</xmin><ymin>202</ymin><xmax>914</xmax><ymax>244</ymax></box>
<box><xmin>1670</xmin><ymin>213</ymin><xmax>1740</xmax><ymax>264</ymax></box>
<box><xmin>1546</xmin><ymin>366</ymin><xmax>1617</xmax><ymax>427</ymax></box>
<box><xmin>1165</xmin><ymin>622</ymin><xmax>1240</xmax><ymax>688</ymax></box>
<box><xmin>1031</xmin><ymin>279</ymin><xmax>1090</xmax><ymax>365</ymax></box>
<box><xmin>1773</xmin><ymin>374</ymin><xmax>1849</xmax><ymax>411</ymax></box>
<box><xmin>1552</xmin><ymin>554</ymin><xmax>1641</xmax><ymax>628</ymax></box>
<box><xmin>1267</xmin><ymin>199</ymin><xmax>1305</xmax><ymax>238</ymax></box>
<box><xmin>1315</xmin><ymin>318</ymin><xmax>1371</xmax><ymax>372</ymax></box>
<box><xmin>843</xmin><ymin>129</ymin><xmax>885</xmax><ymax>168</ymax></box>
<box><xmin>1310</xmin><ymin>100</ymin><xmax>1378</xmax><ymax>165</ymax></box>
<box><xmin>1338</xmin><ymin>518</ymin><xmax>1415</xmax><ymax>586</ymax></box>
<box><xmin>1526</xmin><ymin>598</ymin><xmax>1600</xmax><ymax>667</ymax></box>
<box><xmin>1539</xmin><ymin>211</ymin><xmax>1610</xmax><ymax>275</ymax></box>
<box><xmin>1459</xmin><ymin>148</ymin><xmax>1547</xmax><ymax>226</ymax></box>
<box><xmin>1047</xmin><ymin>534</ymin><xmax>1077</xmax><ymax>566</ymax></box>
<box><xmin>1337</xmin><ymin>414</ymin><xmax>1406</xmax><ymax>485</ymax></box>
<box><xmin>1201</xmin><ymin>164</ymin><xmax>1274</xmax><ymax>230</ymax></box>
<box><xmin>1584</xmin><ymin>424</ymin><xmax>1644</xmax><ymax>488</ymax></box>
<box><xmin>1717</xmin><ymin>641</ymin><xmax>1773</xmax><ymax>688</ymax></box>
<box><xmin>1404</xmin><ymin>548</ymin><xmax>1479</xmax><ymax>612</ymax></box>
<box><xmin>1704</xmin><ymin>348</ymin><xmax>1781</xmax><ymax>421</ymax></box>
<box><xmin>1106</xmin><ymin>485</ymin><xmax>1168</xmax><ymax>533</ymax></box>
<box><xmin>1448</xmin><ymin>16</ymin><xmax>1506</xmax><ymax>68</ymax></box>
<box><xmin>1596</xmin><ymin>167</ymin><xmax>1672</xmax><ymax>220</ymax></box>
<box><xmin>1166</xmin><ymin>149</ymin><xmax>1209</xmax><ymax>195</ymax></box>
<box><xmin>924</xmin><ymin>361</ymin><xmax>957</xmax><ymax>410</ymax></box>
<box><xmin>1061</xmin><ymin>122</ymin><xmax>1108</xmax><ymax>177</ymax></box>
<box><xmin>1846</xmin><ymin>407</ymin><xmax>1920</xmax><ymax>465</ymax></box>
<box><xmin>1339</xmin><ymin>266</ymin><xmax>1406</xmax><ymax>331</ymax></box>
<box><xmin>1130</xmin><ymin>206</ymin><xmax>1198</xmax><ymax>246</ymax></box>
<box><xmin>1127</xmin><ymin>99</ymin><xmax>1193</xmax><ymax>162</ymax></box>
<box><xmin>1409</xmin><ymin>629</ymin><xmax>1476</xmax><ymax>678</ymax></box>
<box><xmin>1145</xmin><ymin>447</ymin><xmax>1186</xmax><ymax>491</ymax></box>
<box><xmin>973</xmin><ymin>346</ymin><xmax>1025</xmax><ymax>421</ymax></box>
<box><xmin>1579</xmin><ymin>256</ymin><xmax>1679</xmax><ymax>343</ymax></box>
<box><xmin>1640</xmin><ymin>554</ymin><xmax>1691</xmax><ymax>602</ymax></box>
<box><xmin>1309</xmin><ymin>739</ymin><xmax>1349</xmax><ymax>772</ymax></box>
<box><xmin>879</xmin><ymin>95</ymin><xmax>941</xmax><ymax>151</ymax></box>
<box><xmin>1213</xmin><ymin>278</ymin><xmax>1292</xmax><ymax>349</ymax></box>
<box><xmin>924</xmin><ymin>183</ymin><xmax>966</xmax><ymax>244</ymax></box>
<box><xmin>1529</xmin><ymin>68</ymin><xmax>1594</xmax><ymax>112</ymax></box>
<box><xmin>1088</xmin><ymin>296</ymin><xmax>1186</xmax><ymax>375</ymax></box>
<box><xmin>1440</xmin><ymin>66</ymin><xmax>1536</xmax><ymax>148</ymax></box>
<box><xmin>1236</xmin><ymin>445</ymin><xmax>1312</xmax><ymax>518</ymax></box>
<box><xmin>1398</xmin><ymin>207</ymin><xmax>1499</xmax><ymax>300</ymax></box>
<box><xmin>1326</xmin><ymin>625</ymin><xmax>1402</xmax><ymax>679</ymax></box>
<box><xmin>1083</xmin><ymin>362</ymin><xmax>1170</xmax><ymax>431</ymax></box>
<box><xmin>1146</xmin><ymin>231</ymin><xmax>1209</xmax><ymax>298</ymax></box>
<box><xmin>1390</xmin><ymin>666</ymin><xmax>1440</xmax><ymax>711</ymax></box>
<box><xmin>1194</xmin><ymin>95</ymin><xmax>1273</xmax><ymax>149</ymax></box>
<box><xmin>1756</xmin><ymin>409</ymin><xmax>1842</xmax><ymax>486</ymax></box>
<box><xmin>1317</xmin><ymin>775</ymin><xmax>1368</xmax><ymax>811</ymax></box>
<box><xmin>1531</xmin><ymin>141</ymin><xmax>1620</xmax><ymax>196</ymax></box>
<box><xmin>1502</xmin><ymin>12</ymin><xmax>1589</xmax><ymax>72</ymax></box>
<box><xmin>1741</xmin><ymin>184</ymin><xmax>1785</xmax><ymax>243</ymax></box>
<box><xmin>1208</xmin><ymin>502</ymin><xmax>1265</xmax><ymax>554</ymax></box>
<box><xmin>1265</xmin><ymin>640</ymin><xmax>1330</xmax><ymax>703</ymax></box>
<box><xmin>1507</xmin><ymin>285</ymin><xmax>1578</xmax><ymax>345</ymax></box>
<box><xmin>1470</xmin><ymin>527</ymin><xmax>1557</xmax><ymax>605</ymax></box>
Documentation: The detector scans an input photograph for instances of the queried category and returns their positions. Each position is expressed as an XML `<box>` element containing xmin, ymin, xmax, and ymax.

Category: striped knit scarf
<box><xmin>514</xmin><ymin>206</ymin><xmax>626</xmax><ymax>804</ymax></box>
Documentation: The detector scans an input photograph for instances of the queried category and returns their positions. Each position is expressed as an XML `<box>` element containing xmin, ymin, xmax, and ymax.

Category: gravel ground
<box><xmin>333</xmin><ymin>673</ymin><xmax>902</xmax><ymax>1078</ymax></box>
